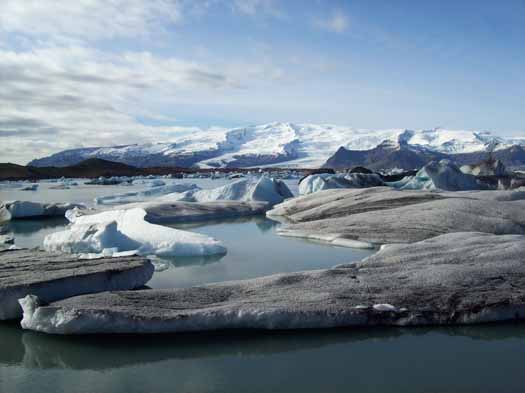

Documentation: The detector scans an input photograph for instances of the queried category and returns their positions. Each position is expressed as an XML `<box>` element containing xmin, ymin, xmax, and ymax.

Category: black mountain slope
<box><xmin>323</xmin><ymin>141</ymin><xmax>525</xmax><ymax>171</ymax></box>
<box><xmin>323</xmin><ymin>141</ymin><xmax>446</xmax><ymax>170</ymax></box>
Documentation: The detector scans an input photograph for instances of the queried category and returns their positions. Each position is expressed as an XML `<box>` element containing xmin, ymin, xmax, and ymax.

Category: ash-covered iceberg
<box><xmin>299</xmin><ymin>173</ymin><xmax>384</xmax><ymax>195</ymax></box>
<box><xmin>0</xmin><ymin>249</ymin><xmax>154</xmax><ymax>320</ymax></box>
<box><xmin>389</xmin><ymin>160</ymin><xmax>482</xmax><ymax>191</ymax></box>
<box><xmin>44</xmin><ymin>207</ymin><xmax>226</xmax><ymax>258</ymax></box>
<box><xmin>18</xmin><ymin>232</ymin><xmax>525</xmax><ymax>334</ymax></box>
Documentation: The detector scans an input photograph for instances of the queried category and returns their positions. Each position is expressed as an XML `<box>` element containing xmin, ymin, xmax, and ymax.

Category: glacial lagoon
<box><xmin>1</xmin><ymin>178</ymin><xmax>525</xmax><ymax>392</ymax></box>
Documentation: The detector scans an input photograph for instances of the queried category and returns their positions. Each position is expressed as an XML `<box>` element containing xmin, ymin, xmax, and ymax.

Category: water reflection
<box><xmin>149</xmin><ymin>218</ymin><xmax>372</xmax><ymax>289</ymax></box>
<box><xmin>1</xmin><ymin>322</ymin><xmax>525</xmax><ymax>371</ymax></box>
<box><xmin>2</xmin><ymin>217</ymin><xmax>68</xmax><ymax>236</ymax></box>
<box><xmin>170</xmin><ymin>215</ymin><xmax>278</xmax><ymax>232</ymax></box>
<box><xmin>152</xmin><ymin>253</ymin><xmax>226</xmax><ymax>269</ymax></box>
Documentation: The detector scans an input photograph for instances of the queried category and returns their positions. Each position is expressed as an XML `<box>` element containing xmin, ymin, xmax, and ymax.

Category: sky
<box><xmin>0</xmin><ymin>0</ymin><xmax>524</xmax><ymax>164</ymax></box>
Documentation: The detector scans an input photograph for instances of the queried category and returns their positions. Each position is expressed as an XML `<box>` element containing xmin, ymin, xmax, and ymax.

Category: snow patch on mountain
<box><xmin>29</xmin><ymin>122</ymin><xmax>525</xmax><ymax>169</ymax></box>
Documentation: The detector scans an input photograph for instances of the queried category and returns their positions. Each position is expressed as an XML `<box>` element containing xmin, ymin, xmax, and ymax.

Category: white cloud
<box><xmin>0</xmin><ymin>40</ymin><xmax>295</xmax><ymax>164</ymax></box>
<box><xmin>0</xmin><ymin>0</ymin><xmax>298</xmax><ymax>164</ymax></box>
<box><xmin>0</xmin><ymin>0</ymin><xmax>183</xmax><ymax>41</ymax></box>
<box><xmin>0</xmin><ymin>45</ymin><xmax>245</xmax><ymax>163</ymax></box>
<box><xmin>316</xmin><ymin>10</ymin><xmax>349</xmax><ymax>33</ymax></box>
<box><xmin>231</xmin><ymin>0</ymin><xmax>282</xmax><ymax>17</ymax></box>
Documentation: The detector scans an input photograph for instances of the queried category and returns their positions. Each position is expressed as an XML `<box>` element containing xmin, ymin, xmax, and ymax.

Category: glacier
<box><xmin>29</xmin><ymin>122</ymin><xmax>525</xmax><ymax>169</ymax></box>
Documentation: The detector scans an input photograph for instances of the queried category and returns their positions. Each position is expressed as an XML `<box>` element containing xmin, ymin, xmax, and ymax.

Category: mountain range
<box><xmin>324</xmin><ymin>141</ymin><xmax>525</xmax><ymax>171</ymax></box>
<box><xmin>28</xmin><ymin>122</ymin><xmax>525</xmax><ymax>170</ymax></box>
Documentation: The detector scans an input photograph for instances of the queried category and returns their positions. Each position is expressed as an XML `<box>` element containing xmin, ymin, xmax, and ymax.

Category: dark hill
<box><xmin>324</xmin><ymin>142</ymin><xmax>445</xmax><ymax>170</ymax></box>
<box><xmin>324</xmin><ymin>142</ymin><xmax>525</xmax><ymax>171</ymax></box>
<box><xmin>0</xmin><ymin>158</ymin><xmax>154</xmax><ymax>181</ymax></box>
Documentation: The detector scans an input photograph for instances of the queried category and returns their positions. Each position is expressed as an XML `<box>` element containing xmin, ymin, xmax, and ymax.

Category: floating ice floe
<box><xmin>49</xmin><ymin>184</ymin><xmax>71</xmax><ymax>190</ymax></box>
<box><xmin>0</xmin><ymin>182</ymin><xmax>24</xmax><ymax>190</ymax></box>
<box><xmin>130</xmin><ymin>179</ymin><xmax>166</xmax><ymax>187</ymax></box>
<box><xmin>0</xmin><ymin>249</ymin><xmax>153</xmax><ymax>320</ymax></box>
<box><xmin>44</xmin><ymin>207</ymin><xmax>227</xmax><ymax>258</ymax></box>
<box><xmin>0</xmin><ymin>201</ymin><xmax>85</xmax><ymax>221</ymax></box>
<box><xmin>139</xmin><ymin>201</ymin><xmax>269</xmax><ymax>224</ymax></box>
<box><xmin>85</xmin><ymin>176</ymin><xmax>131</xmax><ymax>185</ymax></box>
<box><xmin>160</xmin><ymin>177</ymin><xmax>293</xmax><ymax>207</ymax></box>
<box><xmin>389</xmin><ymin>159</ymin><xmax>483</xmax><ymax>191</ymax></box>
<box><xmin>18</xmin><ymin>232</ymin><xmax>525</xmax><ymax>334</ymax></box>
<box><xmin>0</xmin><ymin>233</ymin><xmax>14</xmax><ymax>245</ymax></box>
<box><xmin>0</xmin><ymin>230</ymin><xmax>16</xmax><ymax>251</ymax></box>
<box><xmin>299</xmin><ymin>173</ymin><xmax>384</xmax><ymax>195</ymax></box>
<box><xmin>20</xmin><ymin>184</ymin><xmax>38</xmax><ymax>191</ymax></box>
<box><xmin>268</xmin><ymin>187</ymin><xmax>525</xmax><ymax>246</ymax></box>
<box><xmin>95</xmin><ymin>183</ymin><xmax>200</xmax><ymax>205</ymax></box>
<box><xmin>49</xmin><ymin>178</ymin><xmax>79</xmax><ymax>190</ymax></box>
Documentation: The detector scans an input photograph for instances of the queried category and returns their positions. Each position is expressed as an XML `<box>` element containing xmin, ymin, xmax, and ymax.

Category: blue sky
<box><xmin>0</xmin><ymin>0</ymin><xmax>523</xmax><ymax>163</ymax></box>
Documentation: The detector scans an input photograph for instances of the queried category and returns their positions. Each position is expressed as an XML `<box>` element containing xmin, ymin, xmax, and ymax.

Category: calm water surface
<box><xmin>1</xmin><ymin>178</ymin><xmax>525</xmax><ymax>392</ymax></box>
<box><xmin>1</xmin><ymin>322</ymin><xmax>525</xmax><ymax>393</ymax></box>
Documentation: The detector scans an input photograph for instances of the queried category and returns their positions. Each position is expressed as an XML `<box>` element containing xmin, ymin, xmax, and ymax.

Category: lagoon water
<box><xmin>1</xmin><ymin>321</ymin><xmax>525</xmax><ymax>393</ymax></box>
<box><xmin>1</xmin><ymin>178</ymin><xmax>525</xmax><ymax>392</ymax></box>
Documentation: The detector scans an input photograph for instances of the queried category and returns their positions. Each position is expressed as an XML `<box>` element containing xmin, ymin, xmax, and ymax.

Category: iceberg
<box><xmin>85</xmin><ymin>176</ymin><xmax>131</xmax><ymax>185</ymax></box>
<box><xmin>131</xmin><ymin>179</ymin><xmax>166</xmax><ymax>187</ymax></box>
<box><xmin>18</xmin><ymin>232</ymin><xmax>525</xmax><ymax>334</ymax></box>
<box><xmin>298</xmin><ymin>173</ymin><xmax>384</xmax><ymax>195</ymax></box>
<box><xmin>95</xmin><ymin>183</ymin><xmax>200</xmax><ymax>205</ymax></box>
<box><xmin>460</xmin><ymin>159</ymin><xmax>507</xmax><ymax>177</ymax></box>
<box><xmin>44</xmin><ymin>207</ymin><xmax>227</xmax><ymax>258</ymax></box>
<box><xmin>389</xmin><ymin>159</ymin><xmax>482</xmax><ymax>191</ymax></box>
<box><xmin>160</xmin><ymin>177</ymin><xmax>293</xmax><ymax>207</ymax></box>
<box><xmin>20</xmin><ymin>184</ymin><xmax>38</xmax><ymax>191</ymax></box>
<box><xmin>268</xmin><ymin>187</ymin><xmax>525</xmax><ymax>225</ymax></box>
<box><xmin>276</xmin><ymin>196</ymin><xmax>525</xmax><ymax>246</ymax></box>
<box><xmin>0</xmin><ymin>249</ymin><xmax>153</xmax><ymax>320</ymax></box>
<box><xmin>0</xmin><ymin>201</ymin><xmax>85</xmax><ymax>221</ymax></box>
<box><xmin>140</xmin><ymin>201</ymin><xmax>269</xmax><ymax>224</ymax></box>
<box><xmin>0</xmin><ymin>230</ymin><xmax>15</xmax><ymax>250</ymax></box>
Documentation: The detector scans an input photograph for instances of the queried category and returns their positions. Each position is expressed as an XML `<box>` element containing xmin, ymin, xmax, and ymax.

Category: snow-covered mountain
<box><xmin>29</xmin><ymin>122</ymin><xmax>525</xmax><ymax>168</ymax></box>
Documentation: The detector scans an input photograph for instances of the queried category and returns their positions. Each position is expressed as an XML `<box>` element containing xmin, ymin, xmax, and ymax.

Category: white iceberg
<box><xmin>131</xmin><ymin>179</ymin><xmax>166</xmax><ymax>187</ymax></box>
<box><xmin>460</xmin><ymin>159</ymin><xmax>507</xmax><ymax>177</ymax></box>
<box><xmin>20</xmin><ymin>184</ymin><xmax>39</xmax><ymax>191</ymax></box>
<box><xmin>95</xmin><ymin>183</ymin><xmax>200</xmax><ymax>205</ymax></box>
<box><xmin>44</xmin><ymin>207</ymin><xmax>227</xmax><ymax>258</ymax></box>
<box><xmin>389</xmin><ymin>160</ymin><xmax>483</xmax><ymax>191</ymax></box>
<box><xmin>299</xmin><ymin>173</ymin><xmax>384</xmax><ymax>195</ymax></box>
<box><xmin>0</xmin><ymin>201</ymin><xmax>85</xmax><ymax>221</ymax></box>
<box><xmin>160</xmin><ymin>177</ymin><xmax>293</xmax><ymax>207</ymax></box>
<box><xmin>85</xmin><ymin>176</ymin><xmax>131</xmax><ymax>185</ymax></box>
